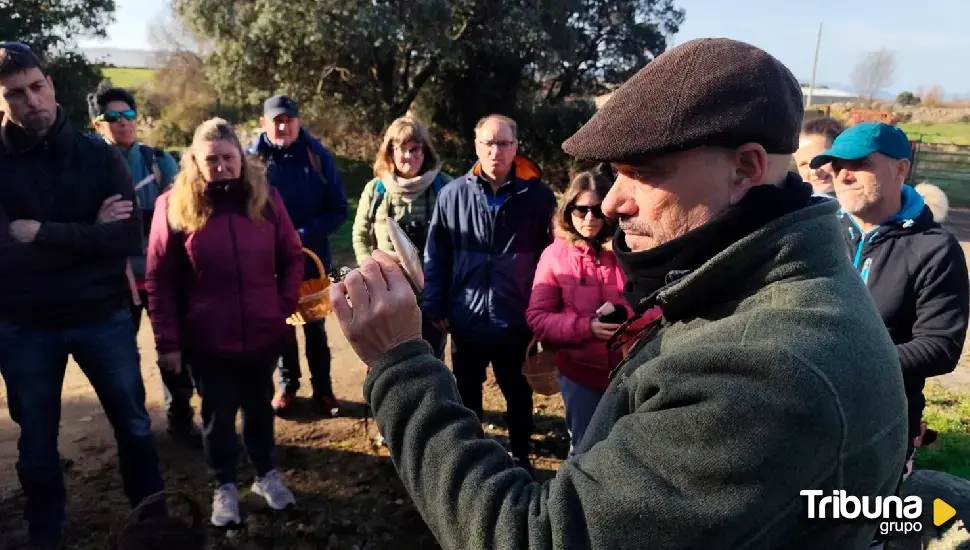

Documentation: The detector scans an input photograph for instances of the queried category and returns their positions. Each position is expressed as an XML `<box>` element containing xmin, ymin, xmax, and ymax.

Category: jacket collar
<box><xmin>838</xmin><ymin>185</ymin><xmax>935</xmax><ymax>241</ymax></box>
<box><xmin>253</xmin><ymin>126</ymin><xmax>313</xmax><ymax>157</ymax></box>
<box><xmin>466</xmin><ymin>156</ymin><xmax>541</xmax><ymax>194</ymax></box>
<box><xmin>646</xmin><ymin>193</ymin><xmax>840</xmax><ymax>322</ymax></box>
<box><xmin>0</xmin><ymin>107</ymin><xmax>71</xmax><ymax>155</ymax></box>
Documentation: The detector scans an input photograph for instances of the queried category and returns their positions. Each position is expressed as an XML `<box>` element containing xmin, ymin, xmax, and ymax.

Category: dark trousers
<box><xmin>189</xmin><ymin>356</ymin><xmax>277</xmax><ymax>486</ymax></box>
<box><xmin>276</xmin><ymin>320</ymin><xmax>333</xmax><ymax>397</ymax></box>
<box><xmin>131</xmin><ymin>289</ymin><xmax>195</xmax><ymax>429</ymax></box>
<box><xmin>421</xmin><ymin>313</ymin><xmax>447</xmax><ymax>360</ymax></box>
<box><xmin>0</xmin><ymin>309</ymin><xmax>164</xmax><ymax>541</ymax></box>
<box><xmin>450</xmin><ymin>332</ymin><xmax>535</xmax><ymax>457</ymax></box>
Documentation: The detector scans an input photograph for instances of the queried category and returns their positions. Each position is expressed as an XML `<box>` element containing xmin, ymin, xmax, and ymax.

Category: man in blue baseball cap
<box><xmin>263</xmin><ymin>94</ymin><xmax>300</xmax><ymax>120</ymax></box>
<box><xmin>813</xmin><ymin>122</ymin><xmax>969</xmax><ymax>481</ymax></box>
<box><xmin>250</xmin><ymin>94</ymin><xmax>349</xmax><ymax>418</ymax></box>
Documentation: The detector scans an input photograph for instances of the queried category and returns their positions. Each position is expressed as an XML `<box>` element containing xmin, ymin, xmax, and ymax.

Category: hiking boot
<box><xmin>252</xmin><ymin>470</ymin><xmax>296</xmax><ymax>510</ymax></box>
<box><xmin>166</xmin><ymin>422</ymin><xmax>203</xmax><ymax>449</ymax></box>
<box><xmin>272</xmin><ymin>391</ymin><xmax>297</xmax><ymax>416</ymax></box>
<box><xmin>312</xmin><ymin>393</ymin><xmax>339</xmax><ymax>417</ymax></box>
<box><xmin>211</xmin><ymin>484</ymin><xmax>241</xmax><ymax>527</ymax></box>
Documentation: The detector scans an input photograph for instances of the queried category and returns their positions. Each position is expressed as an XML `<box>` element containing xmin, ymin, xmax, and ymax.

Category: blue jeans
<box><xmin>0</xmin><ymin>309</ymin><xmax>164</xmax><ymax>541</ymax></box>
<box><xmin>557</xmin><ymin>372</ymin><xmax>605</xmax><ymax>456</ymax></box>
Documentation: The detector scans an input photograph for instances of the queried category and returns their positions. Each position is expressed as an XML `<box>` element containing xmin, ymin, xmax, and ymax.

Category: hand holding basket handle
<box><xmin>286</xmin><ymin>248</ymin><xmax>333</xmax><ymax>326</ymax></box>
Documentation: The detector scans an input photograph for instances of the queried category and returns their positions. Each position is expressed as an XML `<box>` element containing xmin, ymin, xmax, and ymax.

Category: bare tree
<box><xmin>851</xmin><ymin>49</ymin><xmax>897</xmax><ymax>101</ymax></box>
<box><xmin>148</xmin><ymin>5</ymin><xmax>212</xmax><ymax>58</ymax></box>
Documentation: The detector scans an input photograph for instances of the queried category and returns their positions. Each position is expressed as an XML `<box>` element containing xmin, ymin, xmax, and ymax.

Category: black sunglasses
<box><xmin>570</xmin><ymin>204</ymin><xmax>605</xmax><ymax>219</ymax></box>
<box><xmin>0</xmin><ymin>42</ymin><xmax>32</xmax><ymax>53</ymax></box>
<box><xmin>99</xmin><ymin>109</ymin><xmax>137</xmax><ymax>123</ymax></box>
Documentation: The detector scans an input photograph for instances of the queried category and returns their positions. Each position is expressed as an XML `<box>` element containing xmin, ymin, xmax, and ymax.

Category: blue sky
<box><xmin>80</xmin><ymin>0</ymin><xmax>970</xmax><ymax>96</ymax></box>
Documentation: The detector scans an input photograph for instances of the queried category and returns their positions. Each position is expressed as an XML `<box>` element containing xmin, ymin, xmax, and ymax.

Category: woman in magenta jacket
<box><xmin>526</xmin><ymin>168</ymin><xmax>660</xmax><ymax>454</ymax></box>
<box><xmin>145</xmin><ymin>118</ymin><xmax>304</xmax><ymax>527</ymax></box>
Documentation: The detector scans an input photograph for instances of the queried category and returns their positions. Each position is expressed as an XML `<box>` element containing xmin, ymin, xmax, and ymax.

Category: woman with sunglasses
<box><xmin>526</xmin><ymin>168</ymin><xmax>658</xmax><ymax>454</ymax></box>
<box><xmin>88</xmin><ymin>86</ymin><xmax>201</xmax><ymax>447</ymax></box>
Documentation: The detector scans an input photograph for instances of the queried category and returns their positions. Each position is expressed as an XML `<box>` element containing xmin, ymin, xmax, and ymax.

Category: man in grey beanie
<box><xmin>330</xmin><ymin>38</ymin><xmax>908</xmax><ymax>549</ymax></box>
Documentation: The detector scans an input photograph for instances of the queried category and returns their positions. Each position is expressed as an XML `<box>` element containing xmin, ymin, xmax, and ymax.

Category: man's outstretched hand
<box><xmin>330</xmin><ymin>249</ymin><xmax>422</xmax><ymax>368</ymax></box>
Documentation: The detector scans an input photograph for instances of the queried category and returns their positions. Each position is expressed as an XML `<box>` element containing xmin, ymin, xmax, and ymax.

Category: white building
<box><xmin>801</xmin><ymin>85</ymin><xmax>858</xmax><ymax>106</ymax></box>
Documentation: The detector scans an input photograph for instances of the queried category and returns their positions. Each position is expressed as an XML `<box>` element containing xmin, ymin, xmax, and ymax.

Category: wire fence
<box><xmin>908</xmin><ymin>138</ymin><xmax>970</xmax><ymax>207</ymax></box>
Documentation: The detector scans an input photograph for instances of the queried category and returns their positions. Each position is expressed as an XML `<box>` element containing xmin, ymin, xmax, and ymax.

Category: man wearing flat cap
<box><xmin>330</xmin><ymin>38</ymin><xmax>907</xmax><ymax>548</ymax></box>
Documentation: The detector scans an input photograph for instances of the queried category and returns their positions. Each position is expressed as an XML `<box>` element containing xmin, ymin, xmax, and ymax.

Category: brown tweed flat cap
<box><xmin>563</xmin><ymin>38</ymin><xmax>804</xmax><ymax>162</ymax></box>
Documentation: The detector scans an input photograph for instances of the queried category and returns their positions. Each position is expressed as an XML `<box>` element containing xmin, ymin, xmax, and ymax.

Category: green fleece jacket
<box><xmin>364</xmin><ymin>199</ymin><xmax>908</xmax><ymax>549</ymax></box>
<box><xmin>352</xmin><ymin>174</ymin><xmax>452</xmax><ymax>265</ymax></box>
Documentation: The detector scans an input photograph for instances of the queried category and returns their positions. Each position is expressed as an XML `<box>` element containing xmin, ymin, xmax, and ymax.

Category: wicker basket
<box><xmin>287</xmin><ymin>248</ymin><xmax>332</xmax><ymax>326</ymax></box>
<box><xmin>522</xmin><ymin>338</ymin><xmax>560</xmax><ymax>396</ymax></box>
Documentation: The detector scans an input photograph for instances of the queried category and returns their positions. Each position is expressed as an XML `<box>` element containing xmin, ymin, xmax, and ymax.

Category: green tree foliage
<box><xmin>177</xmin><ymin>0</ymin><xmax>685</xmax><ymax>185</ymax></box>
<box><xmin>1</xmin><ymin>0</ymin><xmax>116</xmax><ymax>128</ymax></box>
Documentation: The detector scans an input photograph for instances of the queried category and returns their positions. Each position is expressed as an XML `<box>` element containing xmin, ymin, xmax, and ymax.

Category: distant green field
<box><xmin>899</xmin><ymin>123</ymin><xmax>970</xmax><ymax>146</ymax></box>
<box><xmin>101</xmin><ymin>67</ymin><xmax>156</xmax><ymax>88</ymax></box>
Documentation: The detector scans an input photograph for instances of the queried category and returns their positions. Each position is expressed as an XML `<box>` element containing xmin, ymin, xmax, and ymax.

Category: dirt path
<box><xmin>0</xmin><ymin>317</ymin><xmax>568</xmax><ymax>549</ymax></box>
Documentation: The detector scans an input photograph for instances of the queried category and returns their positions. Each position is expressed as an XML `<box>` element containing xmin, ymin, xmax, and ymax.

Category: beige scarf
<box><xmin>381</xmin><ymin>169</ymin><xmax>440</xmax><ymax>203</ymax></box>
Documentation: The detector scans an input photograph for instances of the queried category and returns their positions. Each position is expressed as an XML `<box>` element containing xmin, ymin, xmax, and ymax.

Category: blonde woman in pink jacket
<box><xmin>527</xmin><ymin>168</ymin><xmax>660</xmax><ymax>454</ymax></box>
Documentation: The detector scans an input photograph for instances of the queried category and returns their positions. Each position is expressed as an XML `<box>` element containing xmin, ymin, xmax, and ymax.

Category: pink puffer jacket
<box><xmin>527</xmin><ymin>235</ymin><xmax>654</xmax><ymax>390</ymax></box>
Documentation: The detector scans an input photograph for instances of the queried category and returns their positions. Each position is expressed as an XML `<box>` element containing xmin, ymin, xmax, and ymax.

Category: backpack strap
<box><xmin>135</xmin><ymin>145</ymin><xmax>164</xmax><ymax>209</ymax></box>
<box><xmin>307</xmin><ymin>147</ymin><xmax>326</xmax><ymax>185</ymax></box>
<box><xmin>368</xmin><ymin>180</ymin><xmax>386</xmax><ymax>224</ymax></box>
<box><xmin>152</xmin><ymin>148</ymin><xmax>166</xmax><ymax>189</ymax></box>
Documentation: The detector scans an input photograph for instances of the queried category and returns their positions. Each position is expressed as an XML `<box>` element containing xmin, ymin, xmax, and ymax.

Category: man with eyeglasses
<box><xmin>89</xmin><ymin>85</ymin><xmax>201</xmax><ymax>449</ymax></box>
<box><xmin>0</xmin><ymin>43</ymin><xmax>165</xmax><ymax>549</ymax></box>
<box><xmin>423</xmin><ymin>114</ymin><xmax>557</xmax><ymax>475</ymax></box>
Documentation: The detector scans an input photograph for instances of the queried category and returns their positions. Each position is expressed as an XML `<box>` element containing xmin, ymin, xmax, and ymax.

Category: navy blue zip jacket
<box><xmin>252</xmin><ymin>128</ymin><xmax>348</xmax><ymax>274</ymax></box>
<box><xmin>423</xmin><ymin>157</ymin><xmax>557</xmax><ymax>342</ymax></box>
<box><xmin>839</xmin><ymin>184</ymin><xmax>969</xmax><ymax>444</ymax></box>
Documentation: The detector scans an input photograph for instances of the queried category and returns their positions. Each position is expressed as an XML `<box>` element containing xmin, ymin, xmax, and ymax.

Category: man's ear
<box><xmin>897</xmin><ymin>158</ymin><xmax>912</xmax><ymax>184</ymax></box>
<box><xmin>45</xmin><ymin>75</ymin><xmax>55</xmax><ymax>98</ymax></box>
<box><xmin>729</xmin><ymin>143</ymin><xmax>769</xmax><ymax>204</ymax></box>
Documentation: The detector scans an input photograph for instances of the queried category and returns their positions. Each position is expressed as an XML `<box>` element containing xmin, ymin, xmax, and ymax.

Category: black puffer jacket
<box><xmin>0</xmin><ymin>110</ymin><xmax>142</xmax><ymax>328</ymax></box>
<box><xmin>839</xmin><ymin>184</ymin><xmax>969</xmax><ymax>443</ymax></box>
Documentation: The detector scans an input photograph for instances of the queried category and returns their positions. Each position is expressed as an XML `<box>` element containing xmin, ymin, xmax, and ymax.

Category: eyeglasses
<box><xmin>570</xmin><ymin>204</ymin><xmax>604</xmax><ymax>219</ymax></box>
<box><xmin>0</xmin><ymin>42</ymin><xmax>32</xmax><ymax>53</ymax></box>
<box><xmin>98</xmin><ymin>109</ymin><xmax>137</xmax><ymax>123</ymax></box>
<box><xmin>477</xmin><ymin>139</ymin><xmax>516</xmax><ymax>149</ymax></box>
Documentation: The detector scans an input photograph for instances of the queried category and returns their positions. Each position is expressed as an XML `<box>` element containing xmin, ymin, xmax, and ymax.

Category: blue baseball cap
<box><xmin>809</xmin><ymin>122</ymin><xmax>911</xmax><ymax>169</ymax></box>
<box><xmin>263</xmin><ymin>95</ymin><xmax>300</xmax><ymax>120</ymax></box>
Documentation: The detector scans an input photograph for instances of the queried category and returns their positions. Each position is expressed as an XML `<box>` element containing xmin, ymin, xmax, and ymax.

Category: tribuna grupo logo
<box><xmin>801</xmin><ymin>490</ymin><xmax>923</xmax><ymax>536</ymax></box>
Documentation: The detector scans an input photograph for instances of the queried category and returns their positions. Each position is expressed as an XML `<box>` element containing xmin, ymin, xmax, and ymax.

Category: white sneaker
<box><xmin>252</xmin><ymin>469</ymin><xmax>296</xmax><ymax>510</ymax></box>
<box><xmin>211</xmin><ymin>483</ymin><xmax>241</xmax><ymax>527</ymax></box>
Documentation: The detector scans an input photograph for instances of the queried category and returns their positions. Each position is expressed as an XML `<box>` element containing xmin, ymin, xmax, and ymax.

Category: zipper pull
<box><xmin>860</xmin><ymin>257</ymin><xmax>873</xmax><ymax>284</ymax></box>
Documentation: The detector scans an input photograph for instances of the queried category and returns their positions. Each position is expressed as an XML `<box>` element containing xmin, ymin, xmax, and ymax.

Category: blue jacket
<box><xmin>423</xmin><ymin>157</ymin><xmax>557</xmax><ymax>342</ymax></box>
<box><xmin>252</xmin><ymin>129</ymin><xmax>348</xmax><ymax>275</ymax></box>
